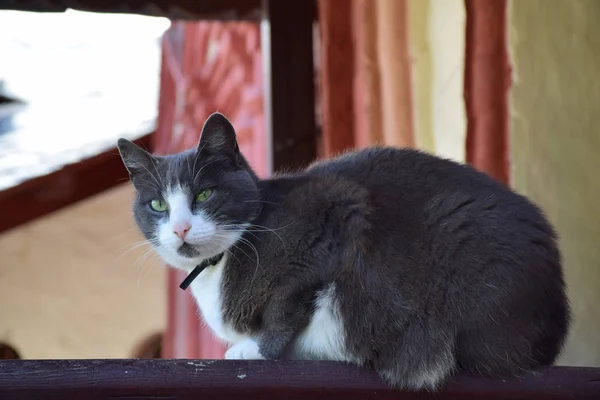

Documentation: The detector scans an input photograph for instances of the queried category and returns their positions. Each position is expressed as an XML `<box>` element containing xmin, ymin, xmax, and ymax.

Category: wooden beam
<box><xmin>0</xmin><ymin>133</ymin><xmax>153</xmax><ymax>235</ymax></box>
<box><xmin>262</xmin><ymin>0</ymin><xmax>318</xmax><ymax>172</ymax></box>
<box><xmin>0</xmin><ymin>360</ymin><xmax>598</xmax><ymax>400</ymax></box>
<box><xmin>0</xmin><ymin>0</ymin><xmax>262</xmax><ymax>20</ymax></box>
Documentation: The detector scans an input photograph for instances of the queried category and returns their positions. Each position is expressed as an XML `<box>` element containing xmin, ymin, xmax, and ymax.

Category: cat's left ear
<box><xmin>197</xmin><ymin>112</ymin><xmax>240</xmax><ymax>159</ymax></box>
<box><xmin>117</xmin><ymin>138</ymin><xmax>159</xmax><ymax>179</ymax></box>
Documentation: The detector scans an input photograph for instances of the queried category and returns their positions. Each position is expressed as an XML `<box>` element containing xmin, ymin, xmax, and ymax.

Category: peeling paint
<box><xmin>186</xmin><ymin>361</ymin><xmax>206</xmax><ymax>367</ymax></box>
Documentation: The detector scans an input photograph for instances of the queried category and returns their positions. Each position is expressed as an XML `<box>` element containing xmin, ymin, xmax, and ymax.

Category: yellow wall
<box><xmin>0</xmin><ymin>184</ymin><xmax>165</xmax><ymax>359</ymax></box>
<box><xmin>409</xmin><ymin>0</ymin><xmax>466</xmax><ymax>163</ymax></box>
<box><xmin>410</xmin><ymin>0</ymin><xmax>600</xmax><ymax>367</ymax></box>
<box><xmin>509</xmin><ymin>0</ymin><xmax>600</xmax><ymax>366</ymax></box>
<box><xmin>408</xmin><ymin>0</ymin><xmax>434</xmax><ymax>153</ymax></box>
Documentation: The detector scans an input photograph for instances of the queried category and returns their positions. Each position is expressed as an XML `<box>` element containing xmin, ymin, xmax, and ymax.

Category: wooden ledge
<box><xmin>0</xmin><ymin>359</ymin><xmax>598</xmax><ymax>400</ymax></box>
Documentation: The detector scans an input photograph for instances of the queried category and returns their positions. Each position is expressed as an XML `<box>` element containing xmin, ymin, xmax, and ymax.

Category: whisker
<box><xmin>242</xmin><ymin>200</ymin><xmax>280</xmax><ymax>206</ymax></box>
<box><xmin>192</xmin><ymin>142</ymin><xmax>208</xmax><ymax>182</ymax></box>
<box><xmin>132</xmin><ymin>159</ymin><xmax>162</xmax><ymax>190</ymax></box>
<box><xmin>194</xmin><ymin>159</ymin><xmax>222</xmax><ymax>183</ymax></box>
<box><xmin>111</xmin><ymin>239</ymin><xmax>158</xmax><ymax>267</ymax></box>
<box><xmin>218</xmin><ymin>223</ymin><xmax>291</xmax><ymax>255</ymax></box>
<box><xmin>215</xmin><ymin>237</ymin><xmax>261</xmax><ymax>301</ymax></box>
<box><xmin>134</xmin><ymin>247</ymin><xmax>160</xmax><ymax>271</ymax></box>
<box><xmin>136</xmin><ymin>253</ymin><xmax>162</xmax><ymax>287</ymax></box>
<box><xmin>186</xmin><ymin>153</ymin><xmax>192</xmax><ymax>180</ymax></box>
<box><xmin>218</xmin><ymin>221</ymin><xmax>296</xmax><ymax>232</ymax></box>
<box><xmin>224</xmin><ymin>247</ymin><xmax>241</xmax><ymax>267</ymax></box>
<box><xmin>148</xmin><ymin>155</ymin><xmax>165</xmax><ymax>188</ymax></box>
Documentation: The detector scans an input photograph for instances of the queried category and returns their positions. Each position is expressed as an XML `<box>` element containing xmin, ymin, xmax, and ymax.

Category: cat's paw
<box><xmin>225</xmin><ymin>338</ymin><xmax>265</xmax><ymax>360</ymax></box>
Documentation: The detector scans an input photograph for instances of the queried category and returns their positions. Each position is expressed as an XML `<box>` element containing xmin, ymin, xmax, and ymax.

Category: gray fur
<box><xmin>118</xmin><ymin>112</ymin><xmax>570</xmax><ymax>390</ymax></box>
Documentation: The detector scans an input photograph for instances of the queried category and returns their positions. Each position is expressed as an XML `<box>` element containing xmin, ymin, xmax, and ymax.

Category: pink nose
<box><xmin>173</xmin><ymin>222</ymin><xmax>191</xmax><ymax>239</ymax></box>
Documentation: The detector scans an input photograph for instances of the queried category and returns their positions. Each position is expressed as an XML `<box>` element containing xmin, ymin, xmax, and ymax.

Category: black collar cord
<box><xmin>179</xmin><ymin>252</ymin><xmax>225</xmax><ymax>290</ymax></box>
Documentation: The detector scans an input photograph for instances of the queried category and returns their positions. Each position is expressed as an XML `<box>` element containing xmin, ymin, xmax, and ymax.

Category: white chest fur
<box><xmin>289</xmin><ymin>284</ymin><xmax>357</xmax><ymax>363</ymax></box>
<box><xmin>189</xmin><ymin>255</ymin><xmax>245</xmax><ymax>344</ymax></box>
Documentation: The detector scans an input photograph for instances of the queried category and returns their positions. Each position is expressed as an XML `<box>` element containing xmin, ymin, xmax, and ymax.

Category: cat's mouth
<box><xmin>177</xmin><ymin>242</ymin><xmax>201</xmax><ymax>258</ymax></box>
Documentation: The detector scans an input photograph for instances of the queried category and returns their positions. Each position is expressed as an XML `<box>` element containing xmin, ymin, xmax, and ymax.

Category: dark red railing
<box><xmin>0</xmin><ymin>360</ymin><xmax>598</xmax><ymax>400</ymax></box>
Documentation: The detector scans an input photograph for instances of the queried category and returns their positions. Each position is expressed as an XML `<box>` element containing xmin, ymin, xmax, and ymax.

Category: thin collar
<box><xmin>179</xmin><ymin>252</ymin><xmax>225</xmax><ymax>290</ymax></box>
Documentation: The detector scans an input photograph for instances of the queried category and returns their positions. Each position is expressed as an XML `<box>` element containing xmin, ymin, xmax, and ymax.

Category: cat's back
<box><xmin>305</xmin><ymin>146</ymin><xmax>516</xmax><ymax>218</ymax></box>
<box><xmin>303</xmin><ymin>145</ymin><xmax>557</xmax><ymax>270</ymax></box>
<box><xmin>306</xmin><ymin>146</ymin><xmax>500</xmax><ymax>194</ymax></box>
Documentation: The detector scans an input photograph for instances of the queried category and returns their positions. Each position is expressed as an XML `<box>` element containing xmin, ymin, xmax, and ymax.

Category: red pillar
<box><xmin>317</xmin><ymin>0</ymin><xmax>356</xmax><ymax>157</ymax></box>
<box><xmin>464</xmin><ymin>0</ymin><xmax>511</xmax><ymax>185</ymax></box>
<box><xmin>156</xmin><ymin>21</ymin><xmax>266</xmax><ymax>359</ymax></box>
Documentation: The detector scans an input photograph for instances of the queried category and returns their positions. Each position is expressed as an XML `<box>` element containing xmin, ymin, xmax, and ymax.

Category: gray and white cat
<box><xmin>117</xmin><ymin>112</ymin><xmax>570</xmax><ymax>390</ymax></box>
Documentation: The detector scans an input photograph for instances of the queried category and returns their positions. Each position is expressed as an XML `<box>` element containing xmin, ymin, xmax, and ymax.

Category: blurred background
<box><xmin>0</xmin><ymin>0</ymin><xmax>598</xmax><ymax>370</ymax></box>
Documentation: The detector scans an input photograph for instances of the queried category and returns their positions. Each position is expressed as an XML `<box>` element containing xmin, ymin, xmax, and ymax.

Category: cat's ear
<box><xmin>117</xmin><ymin>138</ymin><xmax>158</xmax><ymax>178</ymax></box>
<box><xmin>197</xmin><ymin>112</ymin><xmax>240</xmax><ymax>157</ymax></box>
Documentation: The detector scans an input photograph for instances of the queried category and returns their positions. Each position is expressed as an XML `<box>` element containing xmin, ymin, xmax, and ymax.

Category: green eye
<box><xmin>195</xmin><ymin>188</ymin><xmax>213</xmax><ymax>203</ymax></box>
<box><xmin>150</xmin><ymin>199</ymin><xmax>168</xmax><ymax>212</ymax></box>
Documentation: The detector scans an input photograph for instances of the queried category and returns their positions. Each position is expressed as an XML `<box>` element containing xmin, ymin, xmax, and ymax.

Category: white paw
<box><xmin>225</xmin><ymin>338</ymin><xmax>265</xmax><ymax>360</ymax></box>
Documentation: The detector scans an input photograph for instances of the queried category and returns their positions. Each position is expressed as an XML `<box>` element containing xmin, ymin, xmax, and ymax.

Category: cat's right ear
<box><xmin>117</xmin><ymin>138</ymin><xmax>157</xmax><ymax>179</ymax></box>
<box><xmin>197</xmin><ymin>112</ymin><xmax>239</xmax><ymax>157</ymax></box>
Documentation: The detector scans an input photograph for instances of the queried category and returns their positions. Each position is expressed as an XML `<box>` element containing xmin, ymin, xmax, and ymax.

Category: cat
<box><xmin>117</xmin><ymin>112</ymin><xmax>570</xmax><ymax>391</ymax></box>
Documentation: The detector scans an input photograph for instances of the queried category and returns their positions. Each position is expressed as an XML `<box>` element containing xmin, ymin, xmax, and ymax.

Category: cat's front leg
<box><xmin>256</xmin><ymin>287</ymin><xmax>313</xmax><ymax>360</ymax></box>
<box><xmin>224</xmin><ymin>338</ymin><xmax>265</xmax><ymax>360</ymax></box>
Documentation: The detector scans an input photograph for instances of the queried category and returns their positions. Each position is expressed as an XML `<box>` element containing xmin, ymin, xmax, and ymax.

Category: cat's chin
<box><xmin>153</xmin><ymin>229</ymin><xmax>245</xmax><ymax>272</ymax></box>
<box><xmin>154</xmin><ymin>246</ymin><xmax>223</xmax><ymax>272</ymax></box>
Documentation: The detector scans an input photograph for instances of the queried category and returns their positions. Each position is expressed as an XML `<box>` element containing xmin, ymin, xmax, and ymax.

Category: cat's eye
<box><xmin>195</xmin><ymin>189</ymin><xmax>213</xmax><ymax>203</ymax></box>
<box><xmin>150</xmin><ymin>199</ymin><xmax>168</xmax><ymax>212</ymax></box>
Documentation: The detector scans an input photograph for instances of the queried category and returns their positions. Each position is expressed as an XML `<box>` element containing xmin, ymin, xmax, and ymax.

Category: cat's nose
<box><xmin>173</xmin><ymin>222</ymin><xmax>191</xmax><ymax>239</ymax></box>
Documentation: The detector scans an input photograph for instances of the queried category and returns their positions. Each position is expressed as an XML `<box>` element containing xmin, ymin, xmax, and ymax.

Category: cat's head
<box><xmin>117</xmin><ymin>113</ymin><xmax>261</xmax><ymax>271</ymax></box>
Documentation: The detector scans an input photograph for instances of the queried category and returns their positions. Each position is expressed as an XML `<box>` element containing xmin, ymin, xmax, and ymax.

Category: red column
<box><xmin>464</xmin><ymin>0</ymin><xmax>511</xmax><ymax>185</ymax></box>
<box><xmin>317</xmin><ymin>0</ymin><xmax>356</xmax><ymax>157</ymax></box>
<box><xmin>157</xmin><ymin>21</ymin><xmax>266</xmax><ymax>359</ymax></box>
